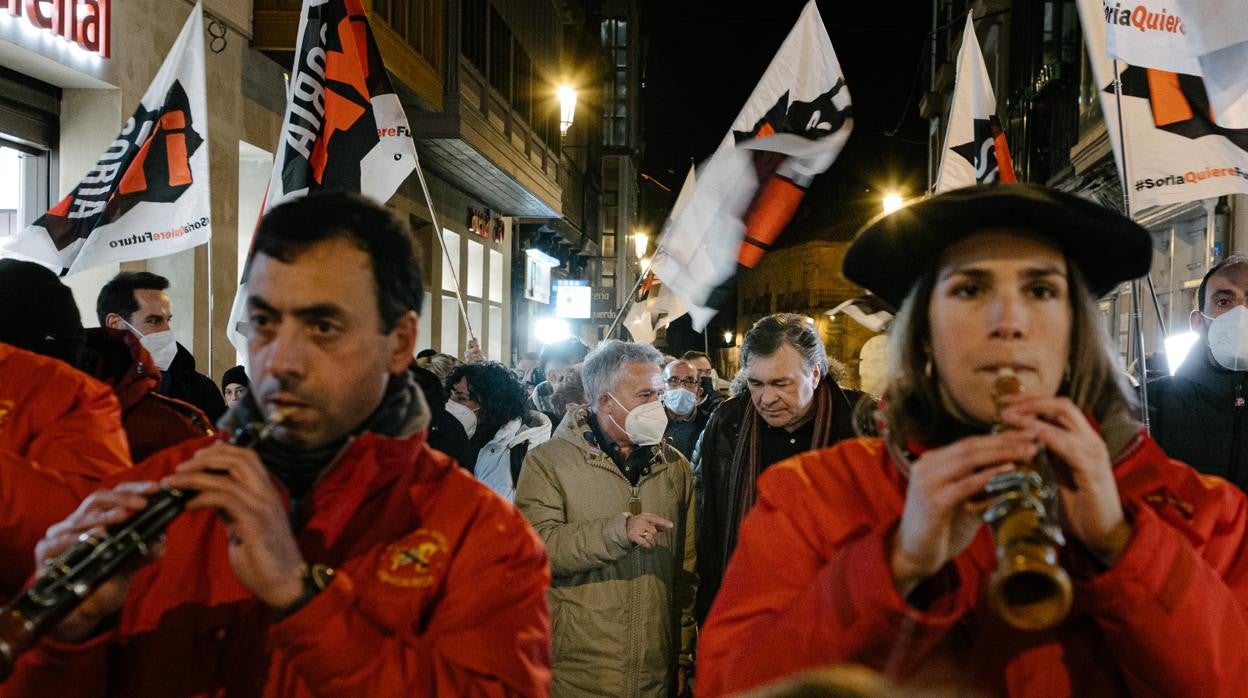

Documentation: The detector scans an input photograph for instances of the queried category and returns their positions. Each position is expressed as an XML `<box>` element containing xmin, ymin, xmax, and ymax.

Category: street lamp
<box><xmin>722</xmin><ymin>330</ymin><xmax>734</xmax><ymax>345</ymax></box>
<box><xmin>634</xmin><ymin>231</ymin><xmax>649</xmax><ymax>259</ymax></box>
<box><xmin>557</xmin><ymin>85</ymin><xmax>577</xmax><ymax>135</ymax></box>
<box><xmin>882</xmin><ymin>192</ymin><xmax>903</xmax><ymax>214</ymax></box>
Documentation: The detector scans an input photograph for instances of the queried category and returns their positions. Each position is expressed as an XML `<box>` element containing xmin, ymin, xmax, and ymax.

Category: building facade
<box><xmin>0</xmin><ymin>0</ymin><xmax>607</xmax><ymax>386</ymax></box>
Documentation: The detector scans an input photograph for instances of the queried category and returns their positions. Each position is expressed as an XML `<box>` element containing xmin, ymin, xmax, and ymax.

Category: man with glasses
<box><xmin>1149</xmin><ymin>254</ymin><xmax>1248</xmax><ymax>486</ymax></box>
<box><xmin>662</xmin><ymin>360</ymin><xmax>710</xmax><ymax>459</ymax></box>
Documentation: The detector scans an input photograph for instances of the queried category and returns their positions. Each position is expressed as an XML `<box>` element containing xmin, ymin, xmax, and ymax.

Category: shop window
<box><xmin>489</xmin><ymin>305</ymin><xmax>503</xmax><ymax>361</ymax></box>
<box><xmin>440</xmin><ymin>229</ymin><xmax>461</xmax><ymax>293</ymax></box>
<box><xmin>468</xmin><ymin>239</ymin><xmax>484</xmax><ymax>297</ymax></box>
<box><xmin>441</xmin><ymin>295</ymin><xmax>461</xmax><ymax>355</ymax></box>
<box><xmin>489</xmin><ymin>249</ymin><xmax>503</xmax><ymax>302</ymax></box>
<box><xmin>467</xmin><ymin>301</ymin><xmax>483</xmax><ymax>353</ymax></box>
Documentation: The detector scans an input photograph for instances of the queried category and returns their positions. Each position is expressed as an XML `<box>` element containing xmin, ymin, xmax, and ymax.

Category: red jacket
<box><xmin>82</xmin><ymin>328</ymin><xmax>214</xmax><ymax>463</ymax></box>
<box><xmin>4</xmin><ymin>427</ymin><xmax>552</xmax><ymax>697</ymax></box>
<box><xmin>698</xmin><ymin>434</ymin><xmax>1248</xmax><ymax>697</ymax></box>
<box><xmin>0</xmin><ymin>343</ymin><xmax>131</xmax><ymax>597</ymax></box>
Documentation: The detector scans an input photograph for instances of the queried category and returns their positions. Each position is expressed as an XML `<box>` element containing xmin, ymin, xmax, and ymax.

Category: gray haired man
<box><xmin>694</xmin><ymin>313</ymin><xmax>866</xmax><ymax>622</ymax></box>
<box><xmin>516</xmin><ymin>340</ymin><xmax>696</xmax><ymax>697</ymax></box>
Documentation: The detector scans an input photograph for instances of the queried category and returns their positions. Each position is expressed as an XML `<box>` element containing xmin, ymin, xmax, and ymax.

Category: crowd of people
<box><xmin>1</xmin><ymin>183</ymin><xmax>1248</xmax><ymax>696</ymax></box>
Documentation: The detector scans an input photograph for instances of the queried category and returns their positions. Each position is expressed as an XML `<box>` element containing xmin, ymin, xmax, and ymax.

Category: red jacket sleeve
<box><xmin>696</xmin><ymin>448</ymin><xmax>977</xmax><ymax>697</ymax></box>
<box><xmin>270</xmin><ymin>505</ymin><xmax>552</xmax><ymax>697</ymax></box>
<box><xmin>0</xmin><ymin>369</ymin><xmax>131</xmax><ymax>595</ymax></box>
<box><xmin>1078</xmin><ymin>493</ymin><xmax>1248</xmax><ymax>696</ymax></box>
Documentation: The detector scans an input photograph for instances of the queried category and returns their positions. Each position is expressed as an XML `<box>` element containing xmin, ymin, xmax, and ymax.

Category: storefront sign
<box><xmin>1</xmin><ymin>0</ymin><xmax>110</xmax><ymax>57</ymax></box>
<box><xmin>466</xmin><ymin>206</ymin><xmax>504</xmax><ymax>242</ymax></box>
<box><xmin>591</xmin><ymin>287</ymin><xmax>615</xmax><ymax>321</ymax></box>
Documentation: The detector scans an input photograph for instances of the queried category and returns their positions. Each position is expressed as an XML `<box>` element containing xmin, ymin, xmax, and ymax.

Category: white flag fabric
<box><xmin>1173</xmin><ymin>0</ymin><xmax>1248</xmax><ymax>129</ymax></box>
<box><xmin>827</xmin><ymin>296</ymin><xmax>893</xmax><ymax>334</ymax></box>
<box><xmin>934</xmin><ymin>17</ymin><xmax>1017</xmax><ymax>192</ymax></box>
<box><xmin>650</xmin><ymin>0</ymin><xmax>851</xmax><ymax>331</ymax></box>
<box><xmin>3</xmin><ymin>4</ymin><xmax>210</xmax><ymax>274</ymax></box>
<box><xmin>1101</xmin><ymin>1</ymin><xmax>1201</xmax><ymax>75</ymax></box>
<box><xmin>1076</xmin><ymin>0</ymin><xmax>1248</xmax><ymax>214</ymax></box>
<box><xmin>623</xmin><ymin>165</ymin><xmax>694</xmax><ymax>343</ymax></box>
<box><xmin>227</xmin><ymin>0</ymin><xmax>418</xmax><ymax>352</ymax></box>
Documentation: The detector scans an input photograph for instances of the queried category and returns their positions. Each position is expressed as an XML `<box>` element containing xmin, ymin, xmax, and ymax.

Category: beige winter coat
<box><xmin>516</xmin><ymin>406</ymin><xmax>697</xmax><ymax>698</ymax></box>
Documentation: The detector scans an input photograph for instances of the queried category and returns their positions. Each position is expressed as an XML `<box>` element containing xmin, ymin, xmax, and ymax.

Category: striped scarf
<box><xmin>722</xmin><ymin>378</ymin><xmax>842</xmax><ymax>562</ymax></box>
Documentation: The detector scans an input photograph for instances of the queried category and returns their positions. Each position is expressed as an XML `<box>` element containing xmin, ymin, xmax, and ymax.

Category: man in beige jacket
<box><xmin>517</xmin><ymin>340</ymin><xmax>697</xmax><ymax>697</ymax></box>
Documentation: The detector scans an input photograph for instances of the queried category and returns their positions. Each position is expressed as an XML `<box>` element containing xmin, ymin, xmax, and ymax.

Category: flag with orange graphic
<box><xmin>1075</xmin><ymin>0</ymin><xmax>1248</xmax><ymax>213</ymax></box>
<box><xmin>935</xmin><ymin>17</ymin><xmax>1016</xmax><ymax>192</ymax></box>
<box><xmin>227</xmin><ymin>0</ymin><xmax>417</xmax><ymax>350</ymax></box>
<box><xmin>264</xmin><ymin>0</ymin><xmax>416</xmax><ymax>208</ymax></box>
<box><xmin>649</xmin><ymin>0</ymin><xmax>851</xmax><ymax>330</ymax></box>
<box><xmin>3</xmin><ymin>4</ymin><xmax>209</xmax><ymax>274</ymax></box>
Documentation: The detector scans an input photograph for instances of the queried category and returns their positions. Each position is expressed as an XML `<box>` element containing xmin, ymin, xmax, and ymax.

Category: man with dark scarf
<box><xmin>6</xmin><ymin>193</ymin><xmax>552</xmax><ymax>697</ymax></box>
<box><xmin>694</xmin><ymin>313</ymin><xmax>867</xmax><ymax>623</ymax></box>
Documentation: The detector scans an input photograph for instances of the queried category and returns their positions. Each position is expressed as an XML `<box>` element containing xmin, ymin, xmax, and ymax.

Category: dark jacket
<box><xmin>158</xmin><ymin>343</ymin><xmax>226</xmax><ymax>423</ymax></box>
<box><xmin>1148</xmin><ymin>351</ymin><xmax>1248</xmax><ymax>487</ymax></box>
<box><xmin>693</xmin><ymin>384</ymin><xmax>865</xmax><ymax>623</ymax></box>
<box><xmin>411</xmin><ymin>365</ymin><xmax>472</xmax><ymax>469</ymax></box>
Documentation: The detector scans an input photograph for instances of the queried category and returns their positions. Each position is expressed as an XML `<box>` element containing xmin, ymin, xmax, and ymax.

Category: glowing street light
<box><xmin>634</xmin><ymin>231</ymin><xmax>649</xmax><ymax>259</ymax></box>
<box><xmin>722</xmin><ymin>330</ymin><xmax>734</xmax><ymax>345</ymax></box>
<box><xmin>557</xmin><ymin>85</ymin><xmax>577</xmax><ymax>135</ymax></box>
<box><xmin>882</xmin><ymin>192</ymin><xmax>904</xmax><ymax>214</ymax></box>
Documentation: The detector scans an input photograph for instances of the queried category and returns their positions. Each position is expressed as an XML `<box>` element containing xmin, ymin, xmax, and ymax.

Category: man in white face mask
<box><xmin>97</xmin><ymin>272</ymin><xmax>227</xmax><ymax>422</ymax></box>
<box><xmin>1149</xmin><ymin>255</ymin><xmax>1248</xmax><ymax>487</ymax></box>
<box><xmin>515</xmin><ymin>339</ymin><xmax>696</xmax><ymax>697</ymax></box>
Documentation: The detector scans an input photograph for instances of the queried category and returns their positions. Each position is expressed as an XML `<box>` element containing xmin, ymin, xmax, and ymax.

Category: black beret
<box><xmin>842</xmin><ymin>183</ymin><xmax>1153</xmax><ymax>309</ymax></box>
<box><xmin>222</xmin><ymin>364</ymin><xmax>249</xmax><ymax>389</ymax></box>
<box><xmin>0</xmin><ymin>258</ymin><xmax>83</xmax><ymax>349</ymax></box>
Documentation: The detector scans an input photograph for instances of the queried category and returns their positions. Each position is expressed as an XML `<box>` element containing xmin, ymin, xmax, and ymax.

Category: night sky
<box><xmin>638</xmin><ymin>0</ymin><xmax>931</xmax><ymax>349</ymax></box>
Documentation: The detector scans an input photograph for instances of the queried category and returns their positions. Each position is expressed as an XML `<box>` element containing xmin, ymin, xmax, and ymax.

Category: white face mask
<box><xmin>1207</xmin><ymin>306</ymin><xmax>1248</xmax><ymax>371</ymax></box>
<box><xmin>607</xmin><ymin>393</ymin><xmax>668</xmax><ymax>446</ymax></box>
<box><xmin>445</xmin><ymin>399</ymin><xmax>478</xmax><ymax>438</ymax></box>
<box><xmin>123</xmin><ymin>319</ymin><xmax>177</xmax><ymax>372</ymax></box>
<box><xmin>661</xmin><ymin>387</ymin><xmax>697</xmax><ymax>415</ymax></box>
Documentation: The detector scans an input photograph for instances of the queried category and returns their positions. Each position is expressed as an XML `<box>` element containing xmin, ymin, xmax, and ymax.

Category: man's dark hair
<box><xmin>446</xmin><ymin>361</ymin><xmax>528</xmax><ymax>445</ymax></box>
<box><xmin>96</xmin><ymin>271</ymin><xmax>170</xmax><ymax>326</ymax></box>
<box><xmin>253</xmin><ymin>192</ymin><xmax>423</xmax><ymax>331</ymax></box>
<box><xmin>537</xmin><ymin>338</ymin><xmax>590</xmax><ymax>383</ymax></box>
<box><xmin>681</xmin><ymin>350</ymin><xmax>710</xmax><ymax>363</ymax></box>
<box><xmin>1197</xmin><ymin>254</ymin><xmax>1248</xmax><ymax>312</ymax></box>
<box><xmin>416</xmin><ymin>348</ymin><xmax>437</xmax><ymax>360</ymax></box>
<box><xmin>741</xmin><ymin>313</ymin><xmax>828</xmax><ymax>375</ymax></box>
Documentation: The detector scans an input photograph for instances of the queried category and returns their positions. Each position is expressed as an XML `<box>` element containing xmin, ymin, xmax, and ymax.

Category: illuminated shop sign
<box><xmin>1</xmin><ymin>0</ymin><xmax>111</xmax><ymax>57</ymax></box>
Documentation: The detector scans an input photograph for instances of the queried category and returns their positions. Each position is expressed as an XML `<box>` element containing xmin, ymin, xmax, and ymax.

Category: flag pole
<box><xmin>1112</xmin><ymin>57</ymin><xmax>1151</xmax><ymax>430</ymax></box>
<box><xmin>413</xmin><ymin>151</ymin><xmax>476</xmax><ymax>344</ymax></box>
<box><xmin>605</xmin><ymin>264</ymin><xmax>650</xmax><ymax>340</ymax></box>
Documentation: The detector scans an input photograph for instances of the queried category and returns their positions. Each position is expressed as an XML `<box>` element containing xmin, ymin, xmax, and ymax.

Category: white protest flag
<box><xmin>934</xmin><ymin>17</ymin><xmax>1017</xmax><ymax>192</ymax></box>
<box><xmin>623</xmin><ymin>165</ymin><xmax>694</xmax><ymax>342</ymax></box>
<box><xmin>827</xmin><ymin>296</ymin><xmax>893</xmax><ymax>334</ymax></box>
<box><xmin>3</xmin><ymin>4</ymin><xmax>210</xmax><ymax>274</ymax></box>
<box><xmin>227</xmin><ymin>0</ymin><xmax>418</xmax><ymax>351</ymax></box>
<box><xmin>1172</xmin><ymin>0</ymin><xmax>1248</xmax><ymax>129</ymax></box>
<box><xmin>650</xmin><ymin>0</ymin><xmax>851</xmax><ymax>330</ymax></box>
<box><xmin>1075</xmin><ymin>0</ymin><xmax>1248</xmax><ymax>214</ymax></box>
<box><xmin>1101</xmin><ymin>1</ymin><xmax>1201</xmax><ymax>75</ymax></box>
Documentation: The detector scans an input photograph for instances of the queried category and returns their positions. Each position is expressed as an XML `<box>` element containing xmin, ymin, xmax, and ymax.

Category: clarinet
<box><xmin>0</xmin><ymin>411</ymin><xmax>286</xmax><ymax>681</ymax></box>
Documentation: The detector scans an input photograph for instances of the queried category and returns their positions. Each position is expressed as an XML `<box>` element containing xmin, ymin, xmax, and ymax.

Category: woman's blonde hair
<box><xmin>881</xmin><ymin>254</ymin><xmax>1136</xmax><ymax>448</ymax></box>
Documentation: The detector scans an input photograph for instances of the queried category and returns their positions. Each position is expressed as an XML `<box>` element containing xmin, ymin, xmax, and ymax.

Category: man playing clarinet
<box><xmin>1</xmin><ymin>193</ymin><xmax>551</xmax><ymax>697</ymax></box>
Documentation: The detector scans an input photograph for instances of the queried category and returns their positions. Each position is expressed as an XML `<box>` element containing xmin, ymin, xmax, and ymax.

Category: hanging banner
<box><xmin>4</xmin><ymin>4</ymin><xmax>208</xmax><ymax>274</ymax></box>
<box><xmin>1076</xmin><ymin>0</ymin><xmax>1248</xmax><ymax>214</ymax></box>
